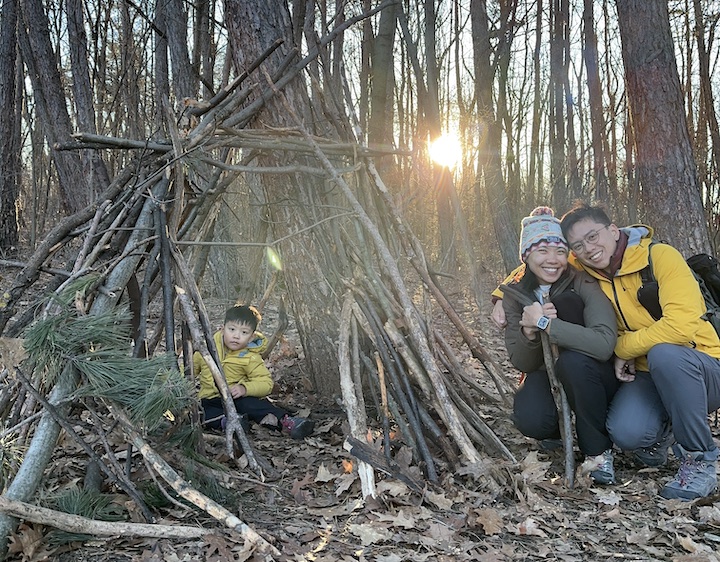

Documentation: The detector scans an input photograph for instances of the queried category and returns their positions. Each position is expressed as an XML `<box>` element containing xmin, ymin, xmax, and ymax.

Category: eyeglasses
<box><xmin>569</xmin><ymin>225</ymin><xmax>611</xmax><ymax>254</ymax></box>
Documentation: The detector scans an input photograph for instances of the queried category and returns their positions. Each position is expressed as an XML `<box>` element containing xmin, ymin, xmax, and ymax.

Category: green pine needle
<box><xmin>45</xmin><ymin>486</ymin><xmax>125</xmax><ymax>545</ymax></box>
<box><xmin>24</xmin><ymin>285</ymin><xmax>194</xmax><ymax>431</ymax></box>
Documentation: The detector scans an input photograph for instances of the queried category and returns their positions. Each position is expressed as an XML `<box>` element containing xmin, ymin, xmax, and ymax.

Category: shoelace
<box><xmin>677</xmin><ymin>458</ymin><xmax>704</xmax><ymax>486</ymax></box>
<box><xmin>598</xmin><ymin>454</ymin><xmax>613</xmax><ymax>471</ymax></box>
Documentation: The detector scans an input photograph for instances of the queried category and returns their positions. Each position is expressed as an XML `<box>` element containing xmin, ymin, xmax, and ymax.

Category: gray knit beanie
<box><xmin>519</xmin><ymin>206</ymin><xmax>568</xmax><ymax>262</ymax></box>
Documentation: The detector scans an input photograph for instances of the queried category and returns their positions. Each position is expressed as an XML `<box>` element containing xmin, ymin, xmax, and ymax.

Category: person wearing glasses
<box><xmin>501</xmin><ymin>207</ymin><xmax>619</xmax><ymax>484</ymax></box>
<box><xmin>559</xmin><ymin>202</ymin><xmax>720</xmax><ymax>500</ymax></box>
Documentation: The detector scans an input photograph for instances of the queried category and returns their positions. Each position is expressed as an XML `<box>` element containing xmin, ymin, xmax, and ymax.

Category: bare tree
<box><xmin>471</xmin><ymin>0</ymin><xmax>519</xmax><ymax>271</ymax></box>
<box><xmin>0</xmin><ymin>0</ymin><xmax>20</xmax><ymax>250</ymax></box>
<box><xmin>66</xmin><ymin>0</ymin><xmax>111</xmax><ymax>191</ymax></box>
<box><xmin>368</xmin><ymin>2</ymin><xmax>397</xmax><ymax>149</ymax></box>
<box><xmin>582</xmin><ymin>0</ymin><xmax>609</xmax><ymax>201</ymax></box>
<box><xmin>18</xmin><ymin>0</ymin><xmax>93</xmax><ymax>213</ymax></box>
<box><xmin>223</xmin><ymin>0</ymin><xmax>344</xmax><ymax>394</ymax></box>
<box><xmin>693</xmin><ymin>0</ymin><xmax>720</xmax><ymax>248</ymax></box>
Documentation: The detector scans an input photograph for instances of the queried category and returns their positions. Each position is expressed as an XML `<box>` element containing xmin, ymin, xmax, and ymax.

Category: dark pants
<box><xmin>201</xmin><ymin>396</ymin><xmax>288</xmax><ymax>430</ymax></box>
<box><xmin>513</xmin><ymin>350</ymin><xmax>619</xmax><ymax>456</ymax></box>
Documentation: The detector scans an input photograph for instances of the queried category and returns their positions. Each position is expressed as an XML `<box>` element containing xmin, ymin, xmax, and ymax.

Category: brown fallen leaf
<box><xmin>474</xmin><ymin>507</ymin><xmax>504</xmax><ymax>535</ymax></box>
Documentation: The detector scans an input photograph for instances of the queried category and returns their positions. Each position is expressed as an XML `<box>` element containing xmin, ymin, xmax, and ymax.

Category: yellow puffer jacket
<box><xmin>195</xmin><ymin>330</ymin><xmax>274</xmax><ymax>400</ymax></box>
<box><xmin>572</xmin><ymin>225</ymin><xmax>720</xmax><ymax>371</ymax></box>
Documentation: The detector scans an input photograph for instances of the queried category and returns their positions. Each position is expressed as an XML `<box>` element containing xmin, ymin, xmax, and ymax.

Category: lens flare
<box><xmin>266</xmin><ymin>246</ymin><xmax>282</xmax><ymax>271</ymax></box>
<box><xmin>429</xmin><ymin>133</ymin><xmax>462</xmax><ymax>169</ymax></box>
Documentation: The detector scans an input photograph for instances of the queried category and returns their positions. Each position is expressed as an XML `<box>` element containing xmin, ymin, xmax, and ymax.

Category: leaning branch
<box><xmin>110</xmin><ymin>406</ymin><xmax>281</xmax><ymax>557</ymax></box>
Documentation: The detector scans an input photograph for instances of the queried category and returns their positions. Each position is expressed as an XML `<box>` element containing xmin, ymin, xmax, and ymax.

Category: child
<box><xmin>194</xmin><ymin>304</ymin><xmax>315</xmax><ymax>439</ymax></box>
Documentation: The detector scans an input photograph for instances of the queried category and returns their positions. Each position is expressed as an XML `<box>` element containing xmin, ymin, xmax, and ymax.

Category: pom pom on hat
<box><xmin>530</xmin><ymin>206</ymin><xmax>554</xmax><ymax>217</ymax></box>
<box><xmin>519</xmin><ymin>206</ymin><xmax>568</xmax><ymax>262</ymax></box>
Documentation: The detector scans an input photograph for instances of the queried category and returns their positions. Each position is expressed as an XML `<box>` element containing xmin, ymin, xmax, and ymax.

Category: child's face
<box><xmin>222</xmin><ymin>321</ymin><xmax>254</xmax><ymax>351</ymax></box>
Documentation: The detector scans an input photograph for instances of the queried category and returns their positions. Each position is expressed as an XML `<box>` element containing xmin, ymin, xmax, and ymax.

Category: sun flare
<box><xmin>429</xmin><ymin>133</ymin><xmax>462</xmax><ymax>169</ymax></box>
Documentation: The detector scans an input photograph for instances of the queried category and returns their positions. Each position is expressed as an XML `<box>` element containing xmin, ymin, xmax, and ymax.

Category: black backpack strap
<box><xmin>640</xmin><ymin>241</ymin><xmax>656</xmax><ymax>284</ymax></box>
<box><xmin>637</xmin><ymin>241</ymin><xmax>663</xmax><ymax>320</ymax></box>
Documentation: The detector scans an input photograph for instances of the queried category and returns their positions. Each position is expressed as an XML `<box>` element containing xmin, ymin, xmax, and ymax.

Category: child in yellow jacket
<box><xmin>194</xmin><ymin>304</ymin><xmax>314</xmax><ymax>439</ymax></box>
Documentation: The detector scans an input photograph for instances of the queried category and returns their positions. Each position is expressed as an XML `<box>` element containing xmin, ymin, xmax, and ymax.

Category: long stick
<box><xmin>110</xmin><ymin>406</ymin><xmax>281</xmax><ymax>556</ymax></box>
<box><xmin>501</xmin><ymin>284</ymin><xmax>575</xmax><ymax>487</ymax></box>
<box><xmin>0</xmin><ymin>496</ymin><xmax>209</xmax><ymax>539</ymax></box>
<box><xmin>539</xmin><ymin>331</ymin><xmax>575</xmax><ymax>488</ymax></box>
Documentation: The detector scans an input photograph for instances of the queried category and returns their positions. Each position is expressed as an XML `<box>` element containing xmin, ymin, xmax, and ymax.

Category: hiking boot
<box><xmin>588</xmin><ymin>449</ymin><xmax>615</xmax><ymax>485</ymax></box>
<box><xmin>633</xmin><ymin>426</ymin><xmax>674</xmax><ymax>467</ymax></box>
<box><xmin>660</xmin><ymin>445</ymin><xmax>717</xmax><ymax>501</ymax></box>
<box><xmin>281</xmin><ymin>415</ymin><xmax>315</xmax><ymax>439</ymax></box>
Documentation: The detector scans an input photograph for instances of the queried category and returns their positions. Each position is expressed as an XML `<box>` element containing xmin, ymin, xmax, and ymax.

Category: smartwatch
<box><xmin>536</xmin><ymin>315</ymin><xmax>550</xmax><ymax>330</ymax></box>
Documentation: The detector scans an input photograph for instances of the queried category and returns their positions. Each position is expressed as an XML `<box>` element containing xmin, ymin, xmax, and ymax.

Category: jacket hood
<box><xmin>620</xmin><ymin>224</ymin><xmax>653</xmax><ymax>247</ymax></box>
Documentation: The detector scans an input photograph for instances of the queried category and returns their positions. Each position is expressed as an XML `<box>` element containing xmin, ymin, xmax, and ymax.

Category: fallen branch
<box><xmin>344</xmin><ymin>436</ymin><xmax>424</xmax><ymax>494</ymax></box>
<box><xmin>0</xmin><ymin>496</ymin><xmax>208</xmax><ymax>539</ymax></box>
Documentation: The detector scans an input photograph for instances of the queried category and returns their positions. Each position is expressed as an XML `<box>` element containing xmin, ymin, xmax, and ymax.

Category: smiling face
<box><xmin>525</xmin><ymin>245</ymin><xmax>568</xmax><ymax>285</ymax></box>
<box><xmin>565</xmin><ymin>218</ymin><xmax>620</xmax><ymax>271</ymax></box>
<box><xmin>222</xmin><ymin>321</ymin><xmax>255</xmax><ymax>351</ymax></box>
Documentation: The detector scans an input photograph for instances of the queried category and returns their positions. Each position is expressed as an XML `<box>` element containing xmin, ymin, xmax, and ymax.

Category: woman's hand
<box><xmin>520</xmin><ymin>302</ymin><xmax>557</xmax><ymax>327</ymax></box>
<box><xmin>491</xmin><ymin>300</ymin><xmax>507</xmax><ymax>328</ymax></box>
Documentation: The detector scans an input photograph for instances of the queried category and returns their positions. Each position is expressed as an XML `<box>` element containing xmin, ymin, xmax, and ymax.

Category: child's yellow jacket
<box><xmin>195</xmin><ymin>331</ymin><xmax>274</xmax><ymax>400</ymax></box>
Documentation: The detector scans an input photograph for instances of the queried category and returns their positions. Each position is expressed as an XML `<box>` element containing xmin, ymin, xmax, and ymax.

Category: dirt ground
<box><xmin>4</xmin><ymin>286</ymin><xmax>720</xmax><ymax>562</ymax></box>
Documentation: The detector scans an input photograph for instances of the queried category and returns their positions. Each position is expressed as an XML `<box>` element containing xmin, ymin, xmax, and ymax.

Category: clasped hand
<box><xmin>614</xmin><ymin>356</ymin><xmax>636</xmax><ymax>382</ymax></box>
<box><xmin>519</xmin><ymin>302</ymin><xmax>557</xmax><ymax>339</ymax></box>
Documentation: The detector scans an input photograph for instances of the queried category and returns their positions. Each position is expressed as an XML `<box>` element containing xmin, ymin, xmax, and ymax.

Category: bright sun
<box><xmin>429</xmin><ymin>133</ymin><xmax>462</xmax><ymax>169</ymax></box>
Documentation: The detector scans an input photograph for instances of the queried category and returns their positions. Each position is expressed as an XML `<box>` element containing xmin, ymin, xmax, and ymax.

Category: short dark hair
<box><xmin>560</xmin><ymin>201</ymin><xmax>612</xmax><ymax>238</ymax></box>
<box><xmin>224</xmin><ymin>305</ymin><xmax>262</xmax><ymax>330</ymax></box>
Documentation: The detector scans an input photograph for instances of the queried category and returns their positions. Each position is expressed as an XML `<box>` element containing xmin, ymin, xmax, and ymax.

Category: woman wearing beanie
<box><xmin>501</xmin><ymin>207</ymin><xmax>620</xmax><ymax>484</ymax></box>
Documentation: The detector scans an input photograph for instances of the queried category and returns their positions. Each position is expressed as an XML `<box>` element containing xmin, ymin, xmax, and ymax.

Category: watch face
<box><xmin>537</xmin><ymin>316</ymin><xmax>550</xmax><ymax>330</ymax></box>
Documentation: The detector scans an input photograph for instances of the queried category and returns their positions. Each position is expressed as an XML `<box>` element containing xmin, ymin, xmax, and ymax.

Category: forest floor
<box><xmin>4</xmin><ymin>278</ymin><xmax>720</xmax><ymax>562</ymax></box>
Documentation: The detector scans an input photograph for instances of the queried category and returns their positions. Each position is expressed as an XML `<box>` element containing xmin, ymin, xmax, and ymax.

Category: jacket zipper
<box><xmin>611</xmin><ymin>278</ymin><xmax>632</xmax><ymax>331</ymax></box>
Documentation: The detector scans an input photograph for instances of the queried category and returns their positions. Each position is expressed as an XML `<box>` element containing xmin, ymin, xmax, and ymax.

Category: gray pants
<box><xmin>607</xmin><ymin>343</ymin><xmax>720</xmax><ymax>460</ymax></box>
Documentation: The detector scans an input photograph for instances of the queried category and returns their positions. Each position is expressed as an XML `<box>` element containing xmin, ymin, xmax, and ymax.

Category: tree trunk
<box><xmin>18</xmin><ymin>0</ymin><xmax>91</xmax><ymax>213</ymax></box>
<box><xmin>471</xmin><ymin>0</ymin><xmax>519</xmax><ymax>272</ymax></box>
<box><xmin>368</xmin><ymin>2</ymin><xmax>397</xmax><ymax>149</ymax></box>
<box><xmin>66</xmin><ymin>0</ymin><xmax>110</xmax><ymax>192</ymax></box>
<box><xmin>561</xmin><ymin>0</ymin><xmax>580</xmax><ymax>203</ymax></box>
<box><xmin>424</xmin><ymin>0</ymin><xmax>457</xmax><ymax>271</ymax></box>
<box><xmin>693</xmin><ymin>0</ymin><xmax>720</xmax><ymax>248</ymax></box>
<box><xmin>165</xmin><ymin>0</ymin><xmax>196</xmax><ymax>102</ymax></box>
<box><xmin>549</xmin><ymin>0</ymin><xmax>567</xmax><ymax>209</ymax></box>
<box><xmin>583</xmin><ymin>0</ymin><xmax>609</xmax><ymax>201</ymax></box>
<box><xmin>615</xmin><ymin>0</ymin><xmax>711</xmax><ymax>255</ymax></box>
<box><xmin>0</xmin><ymin>0</ymin><xmax>20</xmax><ymax>250</ymax></box>
<box><xmin>224</xmin><ymin>0</ymin><xmax>343</xmax><ymax>395</ymax></box>
<box><xmin>528</xmin><ymin>0</ymin><xmax>543</xmax><ymax>202</ymax></box>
